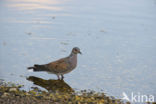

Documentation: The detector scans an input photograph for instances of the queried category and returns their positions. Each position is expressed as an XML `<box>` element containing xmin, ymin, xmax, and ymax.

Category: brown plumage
<box><xmin>28</xmin><ymin>47</ymin><xmax>82</xmax><ymax>80</ymax></box>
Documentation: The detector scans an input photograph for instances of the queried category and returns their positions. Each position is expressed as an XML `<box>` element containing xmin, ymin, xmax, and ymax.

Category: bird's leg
<box><xmin>57</xmin><ymin>75</ymin><xmax>60</xmax><ymax>80</ymax></box>
<box><xmin>61</xmin><ymin>74</ymin><xmax>64</xmax><ymax>80</ymax></box>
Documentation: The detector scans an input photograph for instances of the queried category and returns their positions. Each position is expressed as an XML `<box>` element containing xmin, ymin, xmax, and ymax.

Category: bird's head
<box><xmin>72</xmin><ymin>47</ymin><xmax>82</xmax><ymax>54</ymax></box>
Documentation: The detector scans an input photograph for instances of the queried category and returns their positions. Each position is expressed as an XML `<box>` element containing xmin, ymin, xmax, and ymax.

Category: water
<box><xmin>0</xmin><ymin>0</ymin><xmax>156</xmax><ymax>99</ymax></box>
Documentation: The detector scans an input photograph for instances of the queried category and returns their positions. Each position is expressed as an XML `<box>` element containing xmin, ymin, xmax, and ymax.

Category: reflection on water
<box><xmin>10</xmin><ymin>3</ymin><xmax>62</xmax><ymax>11</ymax></box>
<box><xmin>27</xmin><ymin>76</ymin><xmax>74</xmax><ymax>93</ymax></box>
<box><xmin>7</xmin><ymin>0</ymin><xmax>67</xmax><ymax>11</ymax></box>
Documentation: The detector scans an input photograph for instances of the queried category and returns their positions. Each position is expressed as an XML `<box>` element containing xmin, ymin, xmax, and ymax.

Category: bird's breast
<box><xmin>69</xmin><ymin>54</ymin><xmax>77</xmax><ymax>69</ymax></box>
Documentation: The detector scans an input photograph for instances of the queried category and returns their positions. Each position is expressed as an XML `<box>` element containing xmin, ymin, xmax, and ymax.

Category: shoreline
<box><xmin>0</xmin><ymin>80</ymin><xmax>124</xmax><ymax>104</ymax></box>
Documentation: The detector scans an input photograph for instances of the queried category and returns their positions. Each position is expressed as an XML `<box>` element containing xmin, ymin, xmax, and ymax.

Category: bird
<box><xmin>28</xmin><ymin>47</ymin><xmax>81</xmax><ymax>80</ymax></box>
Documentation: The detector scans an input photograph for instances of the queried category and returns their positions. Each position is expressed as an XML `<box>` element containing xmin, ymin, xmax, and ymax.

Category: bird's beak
<box><xmin>79</xmin><ymin>51</ymin><xmax>82</xmax><ymax>54</ymax></box>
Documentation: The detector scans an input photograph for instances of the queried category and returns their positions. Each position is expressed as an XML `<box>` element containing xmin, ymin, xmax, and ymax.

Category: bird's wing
<box><xmin>47</xmin><ymin>57</ymin><xmax>70</xmax><ymax>73</ymax></box>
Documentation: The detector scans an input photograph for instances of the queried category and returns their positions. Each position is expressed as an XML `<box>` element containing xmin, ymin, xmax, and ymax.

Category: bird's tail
<box><xmin>27</xmin><ymin>64</ymin><xmax>48</xmax><ymax>72</ymax></box>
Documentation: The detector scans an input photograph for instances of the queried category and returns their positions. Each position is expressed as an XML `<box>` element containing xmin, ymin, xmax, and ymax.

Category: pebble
<box><xmin>1</xmin><ymin>92</ymin><xmax>9</xmax><ymax>97</ymax></box>
<box><xmin>9</xmin><ymin>88</ymin><xmax>17</xmax><ymax>92</ymax></box>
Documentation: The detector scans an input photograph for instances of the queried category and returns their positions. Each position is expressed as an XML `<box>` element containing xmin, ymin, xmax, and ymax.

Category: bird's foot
<box><xmin>61</xmin><ymin>75</ymin><xmax>64</xmax><ymax>80</ymax></box>
<box><xmin>57</xmin><ymin>75</ymin><xmax>61</xmax><ymax>80</ymax></box>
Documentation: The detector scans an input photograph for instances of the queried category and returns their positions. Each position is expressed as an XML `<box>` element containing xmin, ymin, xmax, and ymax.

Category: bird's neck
<box><xmin>69</xmin><ymin>52</ymin><xmax>77</xmax><ymax>68</ymax></box>
<box><xmin>69</xmin><ymin>52</ymin><xmax>77</xmax><ymax>57</ymax></box>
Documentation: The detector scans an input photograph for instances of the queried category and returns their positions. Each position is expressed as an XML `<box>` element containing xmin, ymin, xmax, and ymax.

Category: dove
<box><xmin>28</xmin><ymin>47</ymin><xmax>81</xmax><ymax>80</ymax></box>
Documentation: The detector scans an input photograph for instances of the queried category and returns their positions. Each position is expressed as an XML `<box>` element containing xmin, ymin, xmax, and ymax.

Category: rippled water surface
<box><xmin>0</xmin><ymin>0</ymin><xmax>156</xmax><ymax>98</ymax></box>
